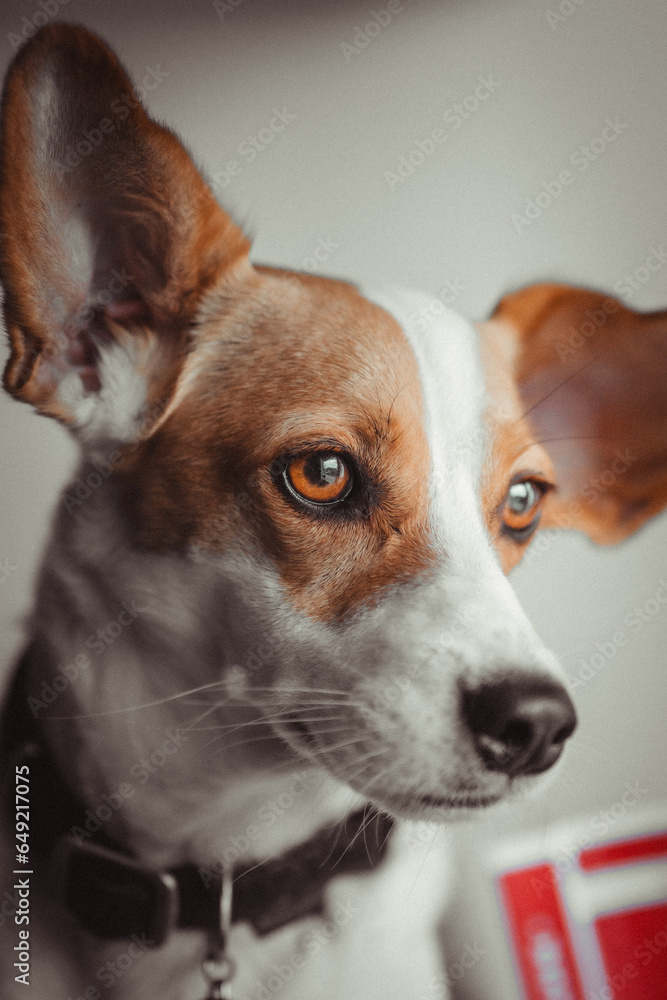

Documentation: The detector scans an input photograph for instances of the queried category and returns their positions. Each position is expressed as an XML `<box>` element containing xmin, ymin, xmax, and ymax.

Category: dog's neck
<box><xmin>24</xmin><ymin>468</ymin><xmax>360</xmax><ymax>870</ymax></box>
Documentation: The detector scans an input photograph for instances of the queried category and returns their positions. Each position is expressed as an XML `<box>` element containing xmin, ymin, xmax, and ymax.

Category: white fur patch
<box><xmin>362</xmin><ymin>286</ymin><xmax>487</xmax><ymax>538</ymax></box>
<box><xmin>58</xmin><ymin>340</ymin><xmax>151</xmax><ymax>448</ymax></box>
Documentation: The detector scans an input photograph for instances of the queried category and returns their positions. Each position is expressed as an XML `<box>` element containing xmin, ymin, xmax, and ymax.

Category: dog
<box><xmin>1</xmin><ymin>22</ymin><xmax>666</xmax><ymax>1000</ymax></box>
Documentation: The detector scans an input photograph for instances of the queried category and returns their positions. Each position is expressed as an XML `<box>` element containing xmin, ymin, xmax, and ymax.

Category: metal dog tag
<box><xmin>202</xmin><ymin>866</ymin><xmax>235</xmax><ymax>1000</ymax></box>
<box><xmin>202</xmin><ymin>952</ymin><xmax>235</xmax><ymax>1000</ymax></box>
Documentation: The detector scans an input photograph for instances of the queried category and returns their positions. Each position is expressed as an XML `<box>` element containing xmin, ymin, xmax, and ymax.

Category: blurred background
<box><xmin>1</xmin><ymin>1</ymin><xmax>665</xmax><ymax>997</ymax></box>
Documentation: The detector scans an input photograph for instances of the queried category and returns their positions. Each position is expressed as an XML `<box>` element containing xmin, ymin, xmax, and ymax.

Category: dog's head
<box><xmin>2</xmin><ymin>26</ymin><xmax>666</xmax><ymax>820</ymax></box>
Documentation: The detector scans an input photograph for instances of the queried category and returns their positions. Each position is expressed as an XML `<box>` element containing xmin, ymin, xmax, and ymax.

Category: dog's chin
<box><xmin>366</xmin><ymin>789</ymin><xmax>505</xmax><ymax>823</ymax></box>
<box><xmin>373</xmin><ymin>761</ymin><xmax>565</xmax><ymax>821</ymax></box>
<box><xmin>277</xmin><ymin>718</ymin><xmax>508</xmax><ymax>822</ymax></box>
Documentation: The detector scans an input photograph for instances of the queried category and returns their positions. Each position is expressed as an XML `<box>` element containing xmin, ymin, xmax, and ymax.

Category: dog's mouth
<box><xmin>378</xmin><ymin>790</ymin><xmax>503</xmax><ymax>817</ymax></box>
<box><xmin>282</xmin><ymin>717</ymin><xmax>504</xmax><ymax>816</ymax></box>
<box><xmin>418</xmin><ymin>792</ymin><xmax>502</xmax><ymax>810</ymax></box>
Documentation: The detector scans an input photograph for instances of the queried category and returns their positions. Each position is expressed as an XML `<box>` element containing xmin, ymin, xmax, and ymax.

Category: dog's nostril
<box><xmin>462</xmin><ymin>677</ymin><xmax>577</xmax><ymax>778</ymax></box>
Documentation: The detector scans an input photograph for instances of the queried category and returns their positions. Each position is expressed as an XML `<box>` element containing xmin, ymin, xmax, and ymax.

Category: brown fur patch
<box><xmin>492</xmin><ymin>283</ymin><xmax>667</xmax><ymax>542</ymax></box>
<box><xmin>119</xmin><ymin>270</ymin><xmax>436</xmax><ymax>621</ymax></box>
<box><xmin>478</xmin><ymin>317</ymin><xmax>556</xmax><ymax>572</ymax></box>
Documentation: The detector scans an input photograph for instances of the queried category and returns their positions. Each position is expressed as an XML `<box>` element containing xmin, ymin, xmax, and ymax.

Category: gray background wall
<box><xmin>0</xmin><ymin>1</ymin><xmax>665</xmax><ymax>996</ymax></box>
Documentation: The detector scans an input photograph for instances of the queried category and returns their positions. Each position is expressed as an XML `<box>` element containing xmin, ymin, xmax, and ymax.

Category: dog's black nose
<box><xmin>462</xmin><ymin>677</ymin><xmax>577</xmax><ymax>777</ymax></box>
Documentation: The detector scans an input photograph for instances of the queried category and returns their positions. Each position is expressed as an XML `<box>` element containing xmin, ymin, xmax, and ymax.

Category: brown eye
<box><xmin>502</xmin><ymin>480</ymin><xmax>545</xmax><ymax>535</ymax></box>
<box><xmin>284</xmin><ymin>452</ymin><xmax>353</xmax><ymax>505</ymax></box>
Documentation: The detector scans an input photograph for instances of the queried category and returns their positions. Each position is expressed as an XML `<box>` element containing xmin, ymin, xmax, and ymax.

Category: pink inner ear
<box><xmin>60</xmin><ymin>296</ymin><xmax>148</xmax><ymax>394</ymax></box>
<box><xmin>65</xmin><ymin>327</ymin><xmax>101</xmax><ymax>393</ymax></box>
<box><xmin>104</xmin><ymin>299</ymin><xmax>149</xmax><ymax>322</ymax></box>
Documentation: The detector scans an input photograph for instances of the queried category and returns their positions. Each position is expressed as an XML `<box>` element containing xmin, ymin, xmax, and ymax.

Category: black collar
<box><xmin>2</xmin><ymin>644</ymin><xmax>393</xmax><ymax>947</ymax></box>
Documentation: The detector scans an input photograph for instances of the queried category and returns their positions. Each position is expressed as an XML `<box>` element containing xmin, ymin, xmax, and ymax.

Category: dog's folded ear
<box><xmin>493</xmin><ymin>283</ymin><xmax>667</xmax><ymax>543</ymax></box>
<box><xmin>0</xmin><ymin>23</ymin><xmax>250</xmax><ymax>433</ymax></box>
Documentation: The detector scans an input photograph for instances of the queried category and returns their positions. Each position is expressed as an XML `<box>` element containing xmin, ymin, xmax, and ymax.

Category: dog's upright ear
<box><xmin>0</xmin><ymin>24</ymin><xmax>250</xmax><ymax>438</ymax></box>
<box><xmin>492</xmin><ymin>283</ymin><xmax>667</xmax><ymax>543</ymax></box>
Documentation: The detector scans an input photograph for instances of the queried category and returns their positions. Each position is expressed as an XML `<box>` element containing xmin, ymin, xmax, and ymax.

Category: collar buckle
<box><xmin>53</xmin><ymin>835</ymin><xmax>179</xmax><ymax>947</ymax></box>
